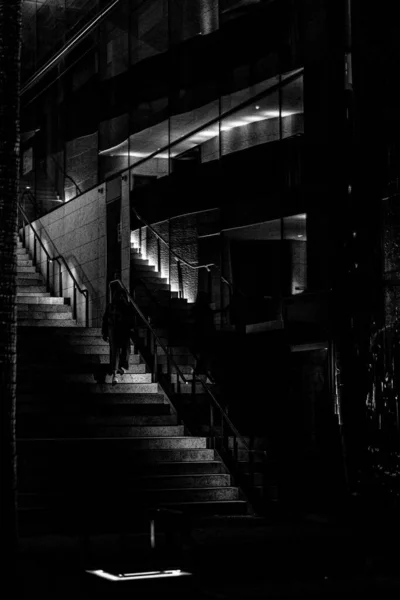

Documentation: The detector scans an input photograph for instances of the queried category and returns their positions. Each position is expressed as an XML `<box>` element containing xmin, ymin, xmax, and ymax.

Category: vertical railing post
<box><xmin>59</xmin><ymin>262</ymin><xmax>63</xmax><ymax>297</ymax></box>
<box><xmin>207</xmin><ymin>267</ymin><xmax>212</xmax><ymax>304</ymax></box>
<box><xmin>210</xmin><ymin>402</ymin><xmax>215</xmax><ymax>448</ymax></box>
<box><xmin>233</xmin><ymin>434</ymin><xmax>238</xmax><ymax>463</ymax></box>
<box><xmin>153</xmin><ymin>340</ymin><xmax>158</xmax><ymax>382</ymax></box>
<box><xmin>249</xmin><ymin>445</ymin><xmax>254</xmax><ymax>489</ymax></box>
<box><xmin>22</xmin><ymin>221</ymin><xmax>26</xmax><ymax>247</ymax></box>
<box><xmin>177</xmin><ymin>260</ymin><xmax>183</xmax><ymax>299</ymax></box>
<box><xmin>85</xmin><ymin>292</ymin><xmax>89</xmax><ymax>328</ymax></box>
<box><xmin>33</xmin><ymin>236</ymin><xmax>37</xmax><ymax>266</ymax></box>
<box><xmin>192</xmin><ymin>358</ymin><xmax>197</xmax><ymax>395</ymax></box>
<box><xmin>157</xmin><ymin>237</ymin><xmax>161</xmax><ymax>274</ymax></box>
<box><xmin>46</xmin><ymin>257</ymin><xmax>50</xmax><ymax>292</ymax></box>
<box><xmin>167</xmin><ymin>346</ymin><xmax>171</xmax><ymax>380</ymax></box>
<box><xmin>73</xmin><ymin>285</ymin><xmax>77</xmax><ymax>320</ymax></box>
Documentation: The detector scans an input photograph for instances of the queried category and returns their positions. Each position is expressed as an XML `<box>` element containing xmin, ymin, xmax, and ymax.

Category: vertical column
<box><xmin>121</xmin><ymin>171</ymin><xmax>131</xmax><ymax>290</ymax></box>
<box><xmin>97</xmin><ymin>185</ymin><xmax>107</xmax><ymax>325</ymax></box>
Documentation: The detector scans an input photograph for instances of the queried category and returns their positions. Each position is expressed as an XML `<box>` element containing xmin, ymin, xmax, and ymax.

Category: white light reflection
<box><xmin>87</xmin><ymin>569</ymin><xmax>191</xmax><ymax>582</ymax></box>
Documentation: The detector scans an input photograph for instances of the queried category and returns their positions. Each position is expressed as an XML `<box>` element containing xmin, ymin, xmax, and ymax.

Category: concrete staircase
<box><xmin>130</xmin><ymin>244</ymin><xmax>275</xmax><ymax>510</ymax></box>
<box><xmin>131</xmin><ymin>246</ymin><xmax>192</xmax><ymax>318</ymax></box>
<box><xmin>17</xmin><ymin>240</ymin><xmax>249</xmax><ymax>536</ymax></box>
<box><xmin>16</xmin><ymin>239</ymin><xmax>75</xmax><ymax>326</ymax></box>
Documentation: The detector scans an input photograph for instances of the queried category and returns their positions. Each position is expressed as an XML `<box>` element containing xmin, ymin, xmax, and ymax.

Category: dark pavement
<box><xmin>14</xmin><ymin>510</ymin><xmax>400</xmax><ymax>598</ymax></box>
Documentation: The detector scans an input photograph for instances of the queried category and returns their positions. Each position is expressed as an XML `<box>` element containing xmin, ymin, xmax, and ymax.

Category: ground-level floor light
<box><xmin>86</xmin><ymin>569</ymin><xmax>191</xmax><ymax>581</ymax></box>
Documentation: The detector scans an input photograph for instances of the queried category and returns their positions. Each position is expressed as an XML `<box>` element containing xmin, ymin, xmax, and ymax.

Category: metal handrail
<box><xmin>119</xmin><ymin>277</ymin><xmax>253</xmax><ymax>454</ymax></box>
<box><xmin>131</xmin><ymin>206</ymin><xmax>244</xmax><ymax>296</ymax></box>
<box><xmin>21</xmin><ymin>0</ymin><xmax>122</xmax><ymax>96</ymax></box>
<box><xmin>18</xmin><ymin>201</ymin><xmax>89</xmax><ymax>326</ymax></box>
<box><xmin>114</xmin><ymin>278</ymin><xmax>270</xmax><ymax>507</ymax></box>
<box><xmin>108</xmin><ymin>279</ymin><xmax>188</xmax><ymax>385</ymax></box>
<box><xmin>131</xmin><ymin>275</ymin><xmax>220</xmax><ymax>385</ymax></box>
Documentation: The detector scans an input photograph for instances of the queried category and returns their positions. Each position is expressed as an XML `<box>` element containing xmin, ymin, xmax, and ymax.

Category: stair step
<box><xmin>131</xmin><ymin>264</ymin><xmax>156</xmax><ymax>272</ymax></box>
<box><xmin>17</xmin><ymin>311</ymin><xmax>73</xmax><ymax>320</ymax></box>
<box><xmin>18</xmin><ymin>319</ymin><xmax>77</xmax><ymax>327</ymax></box>
<box><xmin>17</xmin><ymin>414</ymin><xmax>177</xmax><ymax>426</ymax></box>
<box><xmin>136</xmin><ymin>474</ymin><xmax>231</xmax><ymax>489</ymax></box>
<box><xmin>63</xmin><ymin>373</ymin><xmax>152</xmax><ymax>383</ymax></box>
<box><xmin>157</xmin><ymin>345</ymin><xmax>189</xmax><ymax>355</ymax></box>
<box><xmin>18</xmin><ymin>473</ymin><xmax>229</xmax><ymax>493</ymax></box>
<box><xmin>62</xmin><ymin>382</ymin><xmax>160</xmax><ymax>394</ymax></box>
<box><xmin>157</xmin><ymin>354</ymin><xmax>196</xmax><ymax>366</ymax></box>
<box><xmin>17</xmin><ymin>425</ymin><xmax>185</xmax><ymax>439</ymax></box>
<box><xmin>30</xmin><ymin>353</ymin><xmax>141</xmax><ymax>365</ymax></box>
<box><xmin>18</xmin><ymin>486</ymin><xmax>239</xmax><ymax>510</ymax></box>
<box><xmin>50</xmin><ymin>327</ymin><xmax>102</xmax><ymax>336</ymax></box>
<box><xmin>136</xmin><ymin>275</ymin><xmax>168</xmax><ymax>284</ymax></box>
<box><xmin>65</xmin><ymin>337</ymin><xmax>107</xmax><ymax>346</ymax></box>
<box><xmin>16</xmin><ymin>296</ymin><xmax>67</xmax><ymax>305</ymax></box>
<box><xmin>18</xmin><ymin>400</ymin><xmax>172</xmax><ymax>416</ymax></box>
<box><xmin>17</xmin><ymin>303</ymin><xmax>71</xmax><ymax>313</ymax></box>
<box><xmin>19</xmin><ymin>437</ymin><xmax>208</xmax><ymax>450</ymax></box>
<box><xmin>17</xmin><ymin>291</ymin><xmax>51</xmax><ymax>297</ymax></box>
<box><xmin>18</xmin><ymin>363</ymin><xmax>146</xmax><ymax>375</ymax></box>
<box><xmin>172</xmin><ymin>382</ymin><xmax>207</xmax><ymax>394</ymax></box>
<box><xmin>62</xmin><ymin>344</ymin><xmax>109</xmax><ymax>354</ymax></box>
<box><xmin>18</xmin><ymin>447</ymin><xmax>215</xmax><ymax>463</ymax></box>
<box><xmin>17</xmin><ymin>284</ymin><xmax>48</xmax><ymax>292</ymax></box>
<box><xmin>17</xmin><ymin>248</ymin><xmax>29</xmax><ymax>255</ymax></box>
<box><xmin>16</xmin><ymin>273</ymin><xmax>43</xmax><ymax>280</ymax></box>
<box><xmin>139</xmin><ymin>282</ymin><xmax>170</xmax><ymax>291</ymax></box>
<box><xmin>155</xmin><ymin>500</ymin><xmax>249</xmax><ymax>515</ymax></box>
<box><xmin>18</xmin><ymin>460</ymin><xmax>225</xmax><ymax>482</ymax></box>
<box><xmin>16</xmin><ymin>265</ymin><xmax>36</xmax><ymax>272</ymax></box>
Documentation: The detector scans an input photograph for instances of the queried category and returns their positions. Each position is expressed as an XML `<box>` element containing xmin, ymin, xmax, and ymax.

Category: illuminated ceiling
<box><xmin>99</xmin><ymin>69</ymin><xmax>303</xmax><ymax>161</ymax></box>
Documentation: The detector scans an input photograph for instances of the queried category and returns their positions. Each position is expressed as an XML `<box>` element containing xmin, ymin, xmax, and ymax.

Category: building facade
<box><xmin>19</xmin><ymin>0</ymin><xmax>400</xmax><ymax>510</ymax></box>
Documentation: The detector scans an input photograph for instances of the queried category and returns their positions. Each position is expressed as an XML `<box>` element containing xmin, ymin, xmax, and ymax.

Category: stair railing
<box><xmin>109</xmin><ymin>279</ymin><xmax>269</xmax><ymax>511</ymax></box>
<box><xmin>109</xmin><ymin>279</ymin><xmax>189</xmax><ymax>388</ymax></box>
<box><xmin>132</xmin><ymin>205</ymin><xmax>245</xmax><ymax>309</ymax></box>
<box><xmin>18</xmin><ymin>201</ymin><xmax>89</xmax><ymax>326</ymax></box>
<box><xmin>131</xmin><ymin>275</ymin><xmax>218</xmax><ymax>385</ymax></box>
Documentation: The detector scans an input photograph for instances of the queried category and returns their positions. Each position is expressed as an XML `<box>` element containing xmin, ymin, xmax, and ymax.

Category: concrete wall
<box><xmin>24</xmin><ymin>186</ymin><xmax>107</xmax><ymax>326</ymax></box>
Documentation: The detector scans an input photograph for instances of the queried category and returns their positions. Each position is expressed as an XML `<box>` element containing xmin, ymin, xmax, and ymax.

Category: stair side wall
<box><xmin>22</xmin><ymin>186</ymin><xmax>107</xmax><ymax>327</ymax></box>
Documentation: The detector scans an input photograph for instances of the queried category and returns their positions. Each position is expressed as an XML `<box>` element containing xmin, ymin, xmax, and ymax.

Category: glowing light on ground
<box><xmin>86</xmin><ymin>569</ymin><xmax>191</xmax><ymax>582</ymax></box>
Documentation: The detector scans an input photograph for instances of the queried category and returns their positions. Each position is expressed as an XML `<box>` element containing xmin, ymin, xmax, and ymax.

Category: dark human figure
<box><xmin>102</xmin><ymin>286</ymin><xmax>135</xmax><ymax>385</ymax></box>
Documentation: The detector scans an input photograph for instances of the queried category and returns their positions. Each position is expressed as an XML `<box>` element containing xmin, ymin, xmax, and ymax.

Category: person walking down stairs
<box><xmin>102</xmin><ymin>285</ymin><xmax>135</xmax><ymax>385</ymax></box>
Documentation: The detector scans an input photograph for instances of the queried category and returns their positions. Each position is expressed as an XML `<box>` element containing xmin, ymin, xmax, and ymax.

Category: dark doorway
<box><xmin>230</xmin><ymin>240</ymin><xmax>291</xmax><ymax>322</ymax></box>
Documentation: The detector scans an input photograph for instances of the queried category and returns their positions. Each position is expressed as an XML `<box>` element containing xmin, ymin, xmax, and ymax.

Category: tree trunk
<box><xmin>0</xmin><ymin>0</ymin><xmax>23</xmax><ymax>582</ymax></box>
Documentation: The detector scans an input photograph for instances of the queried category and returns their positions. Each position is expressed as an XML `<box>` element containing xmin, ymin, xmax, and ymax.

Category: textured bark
<box><xmin>0</xmin><ymin>0</ymin><xmax>22</xmax><ymax>579</ymax></box>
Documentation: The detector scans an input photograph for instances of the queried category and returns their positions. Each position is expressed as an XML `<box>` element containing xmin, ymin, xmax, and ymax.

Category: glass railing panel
<box><xmin>170</xmin><ymin>0</ymin><xmax>219</xmax><ymax>45</ymax></box>
<box><xmin>283</xmin><ymin>213</ymin><xmax>307</xmax><ymax>296</ymax></box>
<box><xmin>98</xmin><ymin>113</ymin><xmax>130</xmax><ymax>182</ymax></box>
<box><xmin>281</xmin><ymin>73</ymin><xmax>304</xmax><ymax>139</ymax></box>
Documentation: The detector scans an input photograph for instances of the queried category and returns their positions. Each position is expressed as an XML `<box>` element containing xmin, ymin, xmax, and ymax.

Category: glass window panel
<box><xmin>283</xmin><ymin>213</ymin><xmax>307</xmax><ymax>295</ymax></box>
<box><xmin>170</xmin><ymin>0</ymin><xmax>219</xmax><ymax>44</ymax></box>
<box><xmin>130</xmin><ymin>0</ymin><xmax>169</xmax><ymax>66</ymax></box>
<box><xmin>281</xmin><ymin>73</ymin><xmax>304</xmax><ymax>139</ymax></box>
<box><xmin>99</xmin><ymin>113</ymin><xmax>129</xmax><ymax>181</ymax></box>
